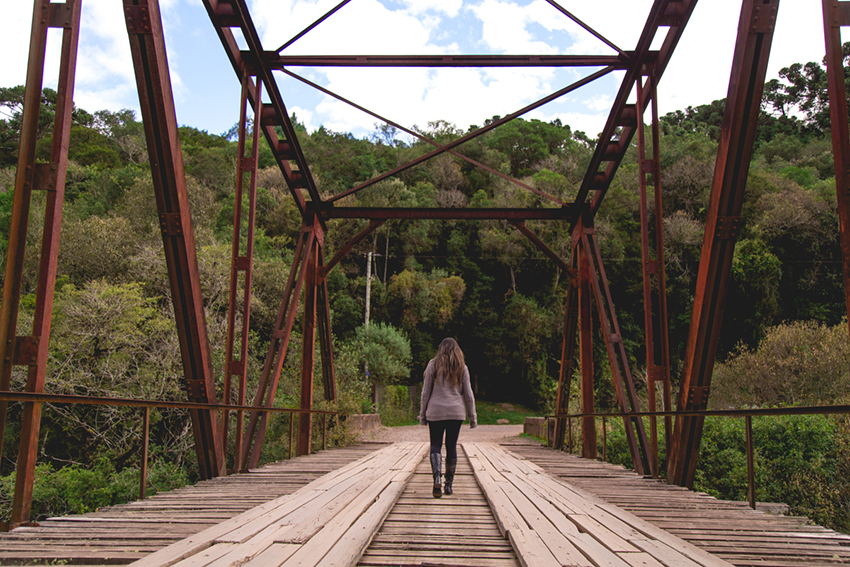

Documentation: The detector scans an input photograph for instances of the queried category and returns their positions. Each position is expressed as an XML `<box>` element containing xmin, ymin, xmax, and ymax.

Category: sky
<box><xmin>0</xmin><ymin>0</ymin><xmax>833</xmax><ymax>141</ymax></box>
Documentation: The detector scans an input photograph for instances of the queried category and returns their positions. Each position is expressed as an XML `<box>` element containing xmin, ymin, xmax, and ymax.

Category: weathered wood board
<box><xmin>464</xmin><ymin>442</ymin><xmax>734</xmax><ymax>567</ymax></box>
<box><xmin>505</xmin><ymin>442</ymin><xmax>850</xmax><ymax>567</ymax></box>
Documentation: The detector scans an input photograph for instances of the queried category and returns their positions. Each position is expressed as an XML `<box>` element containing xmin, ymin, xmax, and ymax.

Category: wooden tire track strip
<box><xmin>506</xmin><ymin>443</ymin><xmax>850</xmax><ymax>566</ymax></box>
<box><xmin>0</xmin><ymin>445</ymin><xmax>383</xmax><ymax>564</ymax></box>
<box><xmin>130</xmin><ymin>442</ymin><xmax>427</xmax><ymax>567</ymax></box>
<box><xmin>464</xmin><ymin>442</ymin><xmax>733</xmax><ymax>567</ymax></box>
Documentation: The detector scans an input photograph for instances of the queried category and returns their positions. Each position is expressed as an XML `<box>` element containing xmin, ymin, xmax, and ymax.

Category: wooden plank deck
<box><xmin>357</xmin><ymin>446</ymin><xmax>520</xmax><ymax>567</ymax></box>
<box><xmin>465</xmin><ymin>442</ymin><xmax>732</xmax><ymax>567</ymax></box>
<box><xmin>0</xmin><ymin>444</ymin><xmax>383</xmax><ymax>565</ymax></box>
<box><xmin>3</xmin><ymin>439</ymin><xmax>849</xmax><ymax>567</ymax></box>
<box><xmin>129</xmin><ymin>442</ymin><xmax>427</xmax><ymax>567</ymax></box>
<box><xmin>506</xmin><ymin>442</ymin><xmax>850</xmax><ymax>567</ymax></box>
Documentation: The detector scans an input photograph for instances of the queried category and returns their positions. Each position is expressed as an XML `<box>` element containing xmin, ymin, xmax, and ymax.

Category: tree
<box><xmin>354</xmin><ymin>323</ymin><xmax>412</xmax><ymax>387</ymax></box>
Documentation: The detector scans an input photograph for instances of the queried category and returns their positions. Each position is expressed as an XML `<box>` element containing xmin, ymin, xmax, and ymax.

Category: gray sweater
<box><xmin>419</xmin><ymin>358</ymin><xmax>477</xmax><ymax>427</ymax></box>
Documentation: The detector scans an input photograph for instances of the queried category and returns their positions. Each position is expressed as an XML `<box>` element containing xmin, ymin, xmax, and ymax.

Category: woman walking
<box><xmin>420</xmin><ymin>337</ymin><xmax>477</xmax><ymax>498</ymax></box>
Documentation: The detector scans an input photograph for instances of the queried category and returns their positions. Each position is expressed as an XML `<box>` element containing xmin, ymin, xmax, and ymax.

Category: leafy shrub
<box><xmin>712</xmin><ymin>319</ymin><xmax>850</xmax><ymax>407</ymax></box>
<box><xmin>0</xmin><ymin>458</ymin><xmax>190</xmax><ymax>522</ymax></box>
<box><xmin>695</xmin><ymin>415</ymin><xmax>850</xmax><ymax>533</ymax></box>
<box><xmin>602</xmin><ymin>414</ymin><xmax>850</xmax><ymax>533</ymax></box>
<box><xmin>379</xmin><ymin>385</ymin><xmax>417</xmax><ymax>427</ymax></box>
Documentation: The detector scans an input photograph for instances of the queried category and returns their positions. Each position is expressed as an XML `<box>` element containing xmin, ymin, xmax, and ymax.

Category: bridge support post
<box><xmin>821</xmin><ymin>0</ymin><xmax>850</xmax><ymax>334</ymax></box>
<box><xmin>668</xmin><ymin>0</ymin><xmax>779</xmax><ymax>488</ymax></box>
<box><xmin>578</xmin><ymin>239</ymin><xmax>596</xmax><ymax>460</ymax></box>
<box><xmin>636</xmin><ymin>71</ymin><xmax>672</xmax><ymax>478</ymax></box>
<box><xmin>578</xmin><ymin>216</ymin><xmax>650</xmax><ymax>475</ymax></box>
<box><xmin>297</xmin><ymin>217</ymin><xmax>321</xmax><ymax>456</ymax></box>
<box><xmin>241</xmin><ymin>226</ymin><xmax>313</xmax><ymax>469</ymax></box>
<box><xmin>223</xmin><ymin>74</ymin><xmax>263</xmax><ymax>468</ymax></box>
<box><xmin>0</xmin><ymin>0</ymin><xmax>82</xmax><ymax>527</ymax></box>
<box><xmin>124</xmin><ymin>0</ymin><xmax>225</xmax><ymax>479</ymax></box>
<box><xmin>554</xmin><ymin>262</ymin><xmax>578</xmax><ymax>451</ymax></box>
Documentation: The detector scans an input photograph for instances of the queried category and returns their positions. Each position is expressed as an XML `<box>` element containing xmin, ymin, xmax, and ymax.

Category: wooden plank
<box><xmin>358</xmin><ymin>449</ymin><xmax>520</xmax><ymax>567</ymax></box>
<box><xmin>464</xmin><ymin>444</ymin><xmax>580</xmax><ymax>567</ymax></box>
<box><xmin>205</xmin><ymin>525</ymin><xmax>293</xmax><ymax>567</ymax></box>
<box><xmin>241</xmin><ymin>543</ymin><xmax>300</xmax><ymax>567</ymax></box>
<box><xmin>298</xmin><ymin>478</ymin><xmax>405</xmax><ymax>566</ymax></box>
<box><xmin>464</xmin><ymin>443</ymin><xmax>736</xmax><ymax>567</ymax></box>
<box><xmin>507</xmin><ymin>444</ymin><xmax>850</xmax><ymax>567</ymax></box>
<box><xmin>618</xmin><ymin>552</ymin><xmax>667</xmax><ymax>567</ymax></box>
<box><xmin>129</xmin><ymin>445</ymin><xmax>402</xmax><ymax>567</ymax></box>
<box><xmin>134</xmin><ymin>443</ymin><xmax>426</xmax><ymax>567</ymax></box>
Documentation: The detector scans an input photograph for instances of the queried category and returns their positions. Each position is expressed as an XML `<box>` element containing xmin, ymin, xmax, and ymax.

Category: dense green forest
<box><xmin>1</xmin><ymin>48</ymin><xmax>849</xmax><ymax>529</ymax></box>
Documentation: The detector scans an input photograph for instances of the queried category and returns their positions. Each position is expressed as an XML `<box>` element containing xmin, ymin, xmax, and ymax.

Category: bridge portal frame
<box><xmin>5</xmin><ymin>0</ymin><xmax>850</xmax><ymax>525</ymax></box>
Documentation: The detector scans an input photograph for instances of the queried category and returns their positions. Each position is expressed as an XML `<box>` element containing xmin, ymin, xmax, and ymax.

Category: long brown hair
<box><xmin>434</xmin><ymin>338</ymin><xmax>464</xmax><ymax>386</ymax></box>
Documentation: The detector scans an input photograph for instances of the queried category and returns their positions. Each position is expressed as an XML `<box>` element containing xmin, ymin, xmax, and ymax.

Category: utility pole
<box><xmin>365</xmin><ymin>251</ymin><xmax>372</xmax><ymax>329</ymax></box>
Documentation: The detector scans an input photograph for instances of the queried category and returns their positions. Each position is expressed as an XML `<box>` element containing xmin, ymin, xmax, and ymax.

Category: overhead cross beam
<box><xmin>270</xmin><ymin>55</ymin><xmax>628</xmax><ymax>68</ymax></box>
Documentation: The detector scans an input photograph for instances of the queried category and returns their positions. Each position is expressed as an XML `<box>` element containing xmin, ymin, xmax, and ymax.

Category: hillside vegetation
<box><xmin>0</xmin><ymin>46</ymin><xmax>849</xmax><ymax>528</ymax></box>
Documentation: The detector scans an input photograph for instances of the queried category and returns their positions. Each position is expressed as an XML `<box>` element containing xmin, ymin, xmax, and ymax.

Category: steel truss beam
<box><xmin>319</xmin><ymin>207</ymin><xmax>578</xmax><ymax>221</ymax></box>
<box><xmin>222</xmin><ymin>74</ymin><xmax>262</xmax><ymax>468</ymax></box>
<box><xmin>239</xmin><ymin>212</ymin><xmax>335</xmax><ymax>466</ymax></box>
<box><xmin>124</xmin><ymin>0</ymin><xmax>225</xmax><ymax>480</ymax></box>
<box><xmin>202</xmin><ymin>0</ymin><xmax>321</xmax><ymax>216</ymax></box>
<box><xmin>579</xmin><ymin>217</ymin><xmax>652</xmax><ymax>476</ymax></box>
<box><xmin>822</xmin><ymin>0</ymin><xmax>850</xmax><ymax>330</ymax></box>
<box><xmin>636</xmin><ymin>73</ymin><xmax>672</xmax><ymax>477</ymax></box>
<box><xmin>553</xmin><ymin>252</ymin><xmax>579</xmax><ymax>450</ymax></box>
<box><xmin>574</xmin><ymin>0</ymin><xmax>697</xmax><ymax>219</ymax></box>
<box><xmin>270</xmin><ymin>55</ymin><xmax>628</xmax><ymax>68</ymax></box>
<box><xmin>555</xmin><ymin>0</ymin><xmax>696</xmax><ymax>474</ymax></box>
<box><xmin>578</xmin><ymin>240</ymin><xmax>596</xmax><ymax>459</ymax></box>
<box><xmin>240</xmin><ymin>225</ymin><xmax>314</xmax><ymax>469</ymax></box>
<box><xmin>668</xmin><ymin>0</ymin><xmax>779</xmax><ymax>488</ymax></box>
<box><xmin>0</xmin><ymin>0</ymin><xmax>82</xmax><ymax>528</ymax></box>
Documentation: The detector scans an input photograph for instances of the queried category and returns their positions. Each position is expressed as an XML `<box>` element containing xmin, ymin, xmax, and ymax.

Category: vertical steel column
<box><xmin>241</xmin><ymin>227</ymin><xmax>313</xmax><ymax>469</ymax></box>
<box><xmin>316</xmin><ymin>251</ymin><xmax>337</xmax><ymax>402</ymax></box>
<box><xmin>553</xmin><ymin>254</ymin><xmax>578</xmax><ymax>450</ymax></box>
<box><xmin>0</xmin><ymin>0</ymin><xmax>82</xmax><ymax>527</ymax></box>
<box><xmin>222</xmin><ymin>74</ymin><xmax>262</xmax><ymax>466</ymax></box>
<box><xmin>124</xmin><ymin>0</ymin><xmax>224</xmax><ymax>479</ymax></box>
<box><xmin>636</xmin><ymin>71</ymin><xmax>672</xmax><ymax>477</ymax></box>
<box><xmin>668</xmin><ymin>0</ymin><xmax>779</xmax><ymax>488</ymax></box>
<box><xmin>822</xmin><ymin>0</ymin><xmax>850</xmax><ymax>331</ymax></box>
<box><xmin>579</xmin><ymin>216</ymin><xmax>651</xmax><ymax>475</ymax></box>
<box><xmin>297</xmin><ymin>220</ymin><xmax>321</xmax><ymax>456</ymax></box>
<box><xmin>578</xmin><ymin>241</ymin><xmax>596</xmax><ymax>459</ymax></box>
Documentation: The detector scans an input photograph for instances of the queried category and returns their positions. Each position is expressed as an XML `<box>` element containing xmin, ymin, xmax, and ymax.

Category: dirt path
<box><xmin>356</xmin><ymin>423</ymin><xmax>539</xmax><ymax>445</ymax></box>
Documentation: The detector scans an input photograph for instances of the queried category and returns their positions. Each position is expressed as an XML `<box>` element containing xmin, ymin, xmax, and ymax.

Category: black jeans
<box><xmin>428</xmin><ymin>420</ymin><xmax>462</xmax><ymax>460</ymax></box>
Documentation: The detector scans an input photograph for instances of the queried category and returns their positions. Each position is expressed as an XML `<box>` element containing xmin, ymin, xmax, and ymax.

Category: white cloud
<box><xmin>585</xmin><ymin>94</ymin><xmax>612</xmax><ymax>112</ymax></box>
<box><xmin>251</xmin><ymin>0</ymin><xmax>444</xmax><ymax>54</ymax></box>
<box><xmin>539</xmin><ymin>110</ymin><xmax>608</xmax><ymax>138</ymax></box>
<box><xmin>1</xmin><ymin>3</ymin><xmax>35</xmax><ymax>89</ymax></box>
<box><xmin>1</xmin><ymin>0</ymin><xmax>835</xmax><ymax>141</ymax></box>
<box><xmin>468</xmin><ymin>0</ymin><xmax>556</xmax><ymax>54</ymax></box>
<box><xmin>399</xmin><ymin>0</ymin><xmax>462</xmax><ymax>18</ymax></box>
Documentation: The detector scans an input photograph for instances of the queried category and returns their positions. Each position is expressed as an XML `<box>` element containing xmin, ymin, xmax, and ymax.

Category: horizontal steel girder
<box><xmin>269</xmin><ymin>54</ymin><xmax>629</xmax><ymax>68</ymax></box>
<box><xmin>318</xmin><ymin>207</ymin><xmax>579</xmax><ymax>221</ymax></box>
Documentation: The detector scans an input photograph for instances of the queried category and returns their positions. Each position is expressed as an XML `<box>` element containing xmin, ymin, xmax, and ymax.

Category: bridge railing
<box><xmin>0</xmin><ymin>391</ymin><xmax>344</xmax><ymax>503</ymax></box>
<box><xmin>546</xmin><ymin>404</ymin><xmax>850</xmax><ymax>509</ymax></box>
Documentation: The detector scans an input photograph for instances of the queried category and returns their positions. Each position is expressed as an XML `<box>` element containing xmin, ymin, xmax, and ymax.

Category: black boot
<box><xmin>430</xmin><ymin>452</ymin><xmax>442</xmax><ymax>498</ymax></box>
<box><xmin>444</xmin><ymin>457</ymin><xmax>457</xmax><ymax>496</ymax></box>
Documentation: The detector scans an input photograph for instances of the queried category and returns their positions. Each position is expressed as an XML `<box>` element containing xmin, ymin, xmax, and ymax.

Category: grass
<box><xmin>475</xmin><ymin>400</ymin><xmax>540</xmax><ymax>425</ymax></box>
